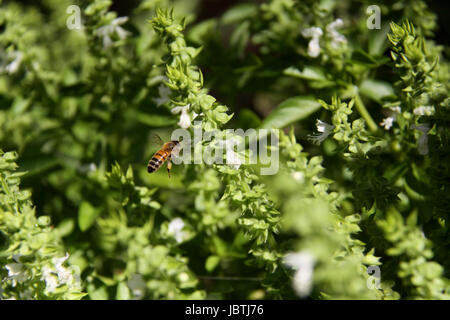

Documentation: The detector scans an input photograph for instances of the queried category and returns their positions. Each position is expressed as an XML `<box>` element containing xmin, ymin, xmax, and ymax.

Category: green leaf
<box><xmin>350</xmin><ymin>49</ymin><xmax>389</xmax><ymax>67</ymax></box>
<box><xmin>350</xmin><ymin>49</ymin><xmax>378</xmax><ymax>66</ymax></box>
<box><xmin>131</xmin><ymin>111</ymin><xmax>177</xmax><ymax>127</ymax></box>
<box><xmin>368</xmin><ymin>23</ymin><xmax>390</xmax><ymax>56</ymax></box>
<box><xmin>205</xmin><ymin>255</ymin><xmax>220</xmax><ymax>272</ymax></box>
<box><xmin>97</xmin><ymin>275</ymin><xmax>116</xmax><ymax>286</ymax></box>
<box><xmin>87</xmin><ymin>284</ymin><xmax>108</xmax><ymax>300</ymax></box>
<box><xmin>359</xmin><ymin>79</ymin><xmax>395</xmax><ymax>103</ymax></box>
<box><xmin>235</xmin><ymin>109</ymin><xmax>261</xmax><ymax>129</ymax></box>
<box><xmin>212</xmin><ymin>236</ymin><xmax>228</xmax><ymax>256</ymax></box>
<box><xmin>55</xmin><ymin>219</ymin><xmax>75</xmax><ymax>238</ymax></box>
<box><xmin>419</xmin><ymin>262</ymin><xmax>443</xmax><ymax>279</ymax></box>
<box><xmin>187</xmin><ymin>19</ymin><xmax>218</xmax><ymax>45</ymax></box>
<box><xmin>283</xmin><ymin>66</ymin><xmax>327</xmax><ymax>82</ymax></box>
<box><xmin>19</xmin><ymin>156</ymin><xmax>60</xmax><ymax>177</ymax></box>
<box><xmin>116</xmin><ymin>282</ymin><xmax>131</xmax><ymax>300</ymax></box>
<box><xmin>229</xmin><ymin>20</ymin><xmax>250</xmax><ymax>57</ymax></box>
<box><xmin>259</xmin><ymin>96</ymin><xmax>321</xmax><ymax>130</ymax></box>
<box><xmin>78</xmin><ymin>201</ymin><xmax>100</xmax><ymax>232</ymax></box>
<box><xmin>11</xmin><ymin>97</ymin><xmax>31</xmax><ymax>114</ymax></box>
<box><xmin>221</xmin><ymin>3</ymin><xmax>258</xmax><ymax>25</ymax></box>
<box><xmin>66</xmin><ymin>292</ymin><xmax>88</xmax><ymax>300</ymax></box>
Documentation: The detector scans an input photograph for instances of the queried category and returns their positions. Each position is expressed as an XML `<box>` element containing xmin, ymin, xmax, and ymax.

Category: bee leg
<box><xmin>167</xmin><ymin>158</ymin><xmax>172</xmax><ymax>178</ymax></box>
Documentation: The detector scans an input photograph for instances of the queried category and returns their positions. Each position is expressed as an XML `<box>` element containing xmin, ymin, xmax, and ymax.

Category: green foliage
<box><xmin>377</xmin><ymin>207</ymin><xmax>449</xmax><ymax>299</ymax></box>
<box><xmin>259</xmin><ymin>96</ymin><xmax>321</xmax><ymax>130</ymax></box>
<box><xmin>0</xmin><ymin>150</ymin><xmax>85</xmax><ymax>299</ymax></box>
<box><xmin>1</xmin><ymin>0</ymin><xmax>449</xmax><ymax>300</ymax></box>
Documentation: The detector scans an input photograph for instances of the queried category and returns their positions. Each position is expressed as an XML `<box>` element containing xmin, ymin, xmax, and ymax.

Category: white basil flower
<box><xmin>380</xmin><ymin>116</ymin><xmax>395</xmax><ymax>130</ymax></box>
<box><xmin>94</xmin><ymin>17</ymin><xmax>131</xmax><ymax>49</ymax></box>
<box><xmin>308</xmin><ymin>119</ymin><xmax>335</xmax><ymax>145</ymax></box>
<box><xmin>41</xmin><ymin>253</ymin><xmax>78</xmax><ymax>293</ymax></box>
<box><xmin>6</xmin><ymin>51</ymin><xmax>23</xmax><ymax>74</ymax></box>
<box><xmin>413</xmin><ymin>106</ymin><xmax>434</xmax><ymax>116</ymax></box>
<box><xmin>52</xmin><ymin>253</ymin><xmax>73</xmax><ymax>283</ymax></box>
<box><xmin>5</xmin><ymin>263</ymin><xmax>27</xmax><ymax>287</ymax></box>
<box><xmin>283</xmin><ymin>251</ymin><xmax>316</xmax><ymax>298</ymax></box>
<box><xmin>389</xmin><ymin>106</ymin><xmax>402</xmax><ymax>113</ymax></box>
<box><xmin>326</xmin><ymin>19</ymin><xmax>347</xmax><ymax>49</ymax></box>
<box><xmin>192</xmin><ymin>111</ymin><xmax>203</xmax><ymax>121</ymax></box>
<box><xmin>52</xmin><ymin>253</ymin><xmax>69</xmax><ymax>268</ymax></box>
<box><xmin>171</xmin><ymin>104</ymin><xmax>191</xmax><ymax>129</ymax></box>
<box><xmin>380</xmin><ymin>106</ymin><xmax>402</xmax><ymax>130</ymax></box>
<box><xmin>41</xmin><ymin>266</ymin><xmax>58</xmax><ymax>293</ymax></box>
<box><xmin>301</xmin><ymin>27</ymin><xmax>323</xmax><ymax>58</ymax></box>
<box><xmin>1</xmin><ymin>51</ymin><xmax>23</xmax><ymax>75</ymax></box>
<box><xmin>168</xmin><ymin>217</ymin><xmax>187</xmax><ymax>243</ymax></box>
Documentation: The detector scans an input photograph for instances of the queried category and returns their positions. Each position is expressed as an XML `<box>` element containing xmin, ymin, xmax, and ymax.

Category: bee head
<box><xmin>171</xmin><ymin>140</ymin><xmax>181</xmax><ymax>156</ymax></box>
<box><xmin>170</xmin><ymin>140</ymin><xmax>180</xmax><ymax>147</ymax></box>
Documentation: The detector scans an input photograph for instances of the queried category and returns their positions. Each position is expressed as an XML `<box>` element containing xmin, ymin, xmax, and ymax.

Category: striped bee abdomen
<box><xmin>147</xmin><ymin>150</ymin><xmax>169</xmax><ymax>173</ymax></box>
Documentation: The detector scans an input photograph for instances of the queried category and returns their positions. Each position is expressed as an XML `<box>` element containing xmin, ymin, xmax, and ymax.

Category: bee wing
<box><xmin>150</xmin><ymin>133</ymin><xmax>164</xmax><ymax>147</ymax></box>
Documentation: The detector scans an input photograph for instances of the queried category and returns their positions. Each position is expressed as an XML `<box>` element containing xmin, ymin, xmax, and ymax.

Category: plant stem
<box><xmin>354</xmin><ymin>94</ymin><xmax>378</xmax><ymax>133</ymax></box>
<box><xmin>0</xmin><ymin>174</ymin><xmax>11</xmax><ymax>196</ymax></box>
<box><xmin>0</xmin><ymin>174</ymin><xmax>16</xmax><ymax>214</ymax></box>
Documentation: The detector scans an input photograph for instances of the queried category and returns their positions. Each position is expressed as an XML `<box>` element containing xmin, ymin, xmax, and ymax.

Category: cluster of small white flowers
<box><xmin>0</xmin><ymin>51</ymin><xmax>23</xmax><ymax>75</ymax></box>
<box><xmin>326</xmin><ymin>19</ymin><xmax>347</xmax><ymax>49</ymax></box>
<box><xmin>41</xmin><ymin>253</ymin><xmax>80</xmax><ymax>293</ymax></box>
<box><xmin>283</xmin><ymin>251</ymin><xmax>316</xmax><ymax>298</ymax></box>
<box><xmin>94</xmin><ymin>17</ymin><xmax>131</xmax><ymax>49</ymax></box>
<box><xmin>380</xmin><ymin>106</ymin><xmax>402</xmax><ymax>130</ymax></box>
<box><xmin>308</xmin><ymin>119</ymin><xmax>335</xmax><ymax>145</ymax></box>
<box><xmin>171</xmin><ymin>104</ymin><xmax>202</xmax><ymax>129</ymax></box>
<box><xmin>301</xmin><ymin>19</ymin><xmax>347</xmax><ymax>58</ymax></box>
<box><xmin>301</xmin><ymin>27</ymin><xmax>323</xmax><ymax>58</ymax></box>
<box><xmin>380</xmin><ymin>117</ymin><xmax>394</xmax><ymax>130</ymax></box>
<box><xmin>390</xmin><ymin>106</ymin><xmax>401</xmax><ymax>113</ymax></box>
<box><xmin>172</xmin><ymin>104</ymin><xmax>190</xmax><ymax>129</ymax></box>
<box><xmin>168</xmin><ymin>218</ymin><xmax>187</xmax><ymax>243</ymax></box>
<box><xmin>4</xmin><ymin>253</ymin><xmax>80</xmax><ymax>295</ymax></box>
<box><xmin>5</xmin><ymin>262</ymin><xmax>27</xmax><ymax>287</ymax></box>
<box><xmin>413</xmin><ymin>106</ymin><xmax>434</xmax><ymax>116</ymax></box>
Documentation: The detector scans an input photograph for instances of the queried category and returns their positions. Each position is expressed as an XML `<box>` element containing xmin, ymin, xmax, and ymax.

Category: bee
<box><xmin>147</xmin><ymin>134</ymin><xmax>180</xmax><ymax>178</ymax></box>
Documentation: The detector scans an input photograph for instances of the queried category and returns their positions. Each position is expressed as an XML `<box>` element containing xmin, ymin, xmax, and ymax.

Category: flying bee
<box><xmin>147</xmin><ymin>134</ymin><xmax>181</xmax><ymax>178</ymax></box>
